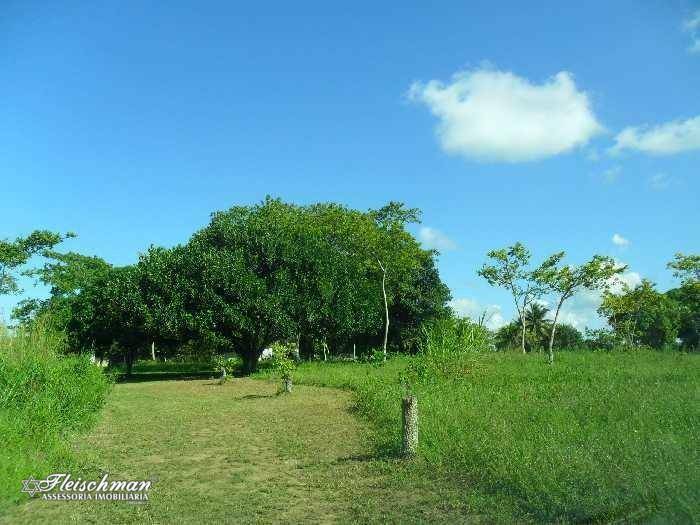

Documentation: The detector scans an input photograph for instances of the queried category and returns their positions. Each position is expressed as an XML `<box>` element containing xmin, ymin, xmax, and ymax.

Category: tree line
<box><xmin>480</xmin><ymin>244</ymin><xmax>699</xmax><ymax>360</ymax></box>
<box><xmin>2</xmin><ymin>200</ymin><xmax>698</xmax><ymax>373</ymax></box>
<box><xmin>5</xmin><ymin>199</ymin><xmax>450</xmax><ymax>374</ymax></box>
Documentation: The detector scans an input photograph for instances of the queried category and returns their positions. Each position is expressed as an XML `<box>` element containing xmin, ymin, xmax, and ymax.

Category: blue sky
<box><xmin>2</xmin><ymin>0</ymin><xmax>699</xmax><ymax>329</ymax></box>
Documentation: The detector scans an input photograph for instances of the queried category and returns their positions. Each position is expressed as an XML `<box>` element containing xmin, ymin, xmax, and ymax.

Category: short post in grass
<box><xmin>402</xmin><ymin>395</ymin><xmax>418</xmax><ymax>456</ymax></box>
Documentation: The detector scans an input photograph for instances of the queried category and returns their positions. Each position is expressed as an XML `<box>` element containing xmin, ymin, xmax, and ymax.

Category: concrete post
<box><xmin>402</xmin><ymin>395</ymin><xmax>418</xmax><ymax>456</ymax></box>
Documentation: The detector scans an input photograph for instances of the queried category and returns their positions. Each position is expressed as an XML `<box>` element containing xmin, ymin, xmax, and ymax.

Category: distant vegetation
<box><xmin>3</xmin><ymin>199</ymin><xmax>698</xmax><ymax>375</ymax></box>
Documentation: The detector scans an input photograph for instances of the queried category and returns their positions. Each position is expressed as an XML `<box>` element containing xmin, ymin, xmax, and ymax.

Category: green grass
<box><xmin>0</xmin><ymin>324</ymin><xmax>110</xmax><ymax>514</ymax></box>
<box><xmin>258</xmin><ymin>350</ymin><xmax>700</xmax><ymax>523</ymax></box>
<box><xmin>3</xmin><ymin>348</ymin><xmax>697</xmax><ymax>523</ymax></box>
<box><xmin>2</xmin><ymin>378</ymin><xmax>479</xmax><ymax>524</ymax></box>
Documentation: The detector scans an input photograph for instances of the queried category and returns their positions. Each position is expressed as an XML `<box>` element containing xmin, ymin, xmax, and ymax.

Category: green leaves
<box><xmin>668</xmin><ymin>252</ymin><xmax>700</xmax><ymax>285</ymax></box>
<box><xmin>0</xmin><ymin>230</ymin><xmax>72</xmax><ymax>296</ymax></box>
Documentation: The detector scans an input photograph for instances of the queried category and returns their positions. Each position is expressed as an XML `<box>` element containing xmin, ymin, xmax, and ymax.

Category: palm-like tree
<box><xmin>523</xmin><ymin>303</ymin><xmax>552</xmax><ymax>352</ymax></box>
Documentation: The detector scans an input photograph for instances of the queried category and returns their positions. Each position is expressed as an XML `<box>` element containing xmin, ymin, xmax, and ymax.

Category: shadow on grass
<box><xmin>233</xmin><ymin>393</ymin><xmax>278</xmax><ymax>401</ymax></box>
<box><xmin>116</xmin><ymin>371</ymin><xmax>217</xmax><ymax>383</ymax></box>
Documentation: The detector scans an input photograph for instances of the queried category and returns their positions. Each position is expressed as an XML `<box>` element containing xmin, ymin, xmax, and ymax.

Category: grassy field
<box><xmin>2</xmin><ymin>377</ymin><xmax>481</xmax><ymax>524</ymax></box>
<box><xmin>257</xmin><ymin>351</ymin><xmax>700</xmax><ymax>523</ymax></box>
<box><xmin>2</xmin><ymin>350</ymin><xmax>698</xmax><ymax>523</ymax></box>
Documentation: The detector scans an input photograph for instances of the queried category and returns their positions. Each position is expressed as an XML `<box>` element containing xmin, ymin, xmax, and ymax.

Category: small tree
<box><xmin>369</xmin><ymin>202</ymin><xmax>422</xmax><ymax>361</ymax></box>
<box><xmin>270</xmin><ymin>343</ymin><xmax>296</xmax><ymax>393</ymax></box>
<box><xmin>478</xmin><ymin>243</ymin><xmax>556</xmax><ymax>354</ymax></box>
<box><xmin>538</xmin><ymin>255</ymin><xmax>622</xmax><ymax>364</ymax></box>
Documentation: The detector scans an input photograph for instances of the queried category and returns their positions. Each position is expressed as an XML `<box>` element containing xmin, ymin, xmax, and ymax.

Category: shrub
<box><xmin>270</xmin><ymin>342</ymin><xmax>295</xmax><ymax>381</ymax></box>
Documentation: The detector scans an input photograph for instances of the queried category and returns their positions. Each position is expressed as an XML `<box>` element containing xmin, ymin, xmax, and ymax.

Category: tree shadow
<box><xmin>232</xmin><ymin>393</ymin><xmax>278</xmax><ymax>401</ymax></box>
<box><xmin>115</xmin><ymin>371</ymin><xmax>217</xmax><ymax>383</ymax></box>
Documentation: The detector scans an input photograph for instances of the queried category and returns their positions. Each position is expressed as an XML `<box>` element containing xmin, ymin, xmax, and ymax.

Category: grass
<box><xmin>2</xmin><ymin>377</ymin><xmax>479</xmax><ymax>524</ymax></box>
<box><xmin>3</xmin><ymin>349</ymin><xmax>697</xmax><ymax>523</ymax></box>
<box><xmin>0</xmin><ymin>323</ymin><xmax>110</xmax><ymax>515</ymax></box>
<box><xmin>257</xmin><ymin>350</ymin><xmax>700</xmax><ymax>523</ymax></box>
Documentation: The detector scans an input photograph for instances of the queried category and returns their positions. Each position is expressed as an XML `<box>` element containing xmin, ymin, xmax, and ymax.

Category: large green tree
<box><xmin>69</xmin><ymin>265</ymin><xmax>148</xmax><ymax>374</ymax></box>
<box><xmin>666</xmin><ymin>252</ymin><xmax>700</xmax><ymax>351</ymax></box>
<box><xmin>598</xmin><ymin>279</ymin><xmax>679</xmax><ymax>349</ymax></box>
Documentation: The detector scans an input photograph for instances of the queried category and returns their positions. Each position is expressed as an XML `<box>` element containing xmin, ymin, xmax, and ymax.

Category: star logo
<box><xmin>21</xmin><ymin>477</ymin><xmax>43</xmax><ymax>497</ymax></box>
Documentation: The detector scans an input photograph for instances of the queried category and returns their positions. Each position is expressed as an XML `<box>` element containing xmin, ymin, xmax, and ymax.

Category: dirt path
<box><xmin>3</xmin><ymin>379</ymin><xmax>474</xmax><ymax>524</ymax></box>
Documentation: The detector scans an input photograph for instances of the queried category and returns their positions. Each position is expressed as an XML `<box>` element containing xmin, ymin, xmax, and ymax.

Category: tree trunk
<box><xmin>378</xmin><ymin>259</ymin><xmax>389</xmax><ymax>361</ymax></box>
<box><xmin>353</xmin><ymin>343</ymin><xmax>356</xmax><ymax>361</ymax></box>
<box><xmin>299</xmin><ymin>333</ymin><xmax>314</xmax><ymax>360</ymax></box>
<box><xmin>548</xmin><ymin>300</ymin><xmax>564</xmax><ymax>365</ymax></box>
<box><xmin>125</xmin><ymin>349</ymin><xmax>135</xmax><ymax>377</ymax></box>
<box><xmin>242</xmin><ymin>350</ymin><xmax>259</xmax><ymax>374</ymax></box>
<box><xmin>151</xmin><ymin>341</ymin><xmax>156</xmax><ymax>361</ymax></box>
<box><xmin>520</xmin><ymin>316</ymin><xmax>527</xmax><ymax>354</ymax></box>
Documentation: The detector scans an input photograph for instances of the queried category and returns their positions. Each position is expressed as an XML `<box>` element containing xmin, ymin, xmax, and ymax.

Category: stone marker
<box><xmin>402</xmin><ymin>395</ymin><xmax>418</xmax><ymax>456</ymax></box>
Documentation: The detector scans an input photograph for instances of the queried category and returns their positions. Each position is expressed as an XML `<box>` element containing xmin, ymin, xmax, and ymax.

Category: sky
<box><xmin>2</xmin><ymin>0</ymin><xmax>699</xmax><ymax>330</ymax></box>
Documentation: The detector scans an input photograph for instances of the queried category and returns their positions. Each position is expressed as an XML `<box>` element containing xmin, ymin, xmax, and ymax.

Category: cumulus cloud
<box><xmin>408</xmin><ymin>67</ymin><xmax>603</xmax><ymax>162</ymax></box>
<box><xmin>612</xmin><ymin>233</ymin><xmax>630</xmax><ymax>247</ymax></box>
<box><xmin>449</xmin><ymin>298</ymin><xmax>506</xmax><ymax>330</ymax></box>
<box><xmin>418</xmin><ymin>226</ymin><xmax>457</xmax><ymax>251</ymax></box>
<box><xmin>610</xmin><ymin>115</ymin><xmax>700</xmax><ymax>155</ymax></box>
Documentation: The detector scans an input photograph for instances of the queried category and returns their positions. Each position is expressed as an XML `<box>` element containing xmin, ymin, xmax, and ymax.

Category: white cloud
<box><xmin>649</xmin><ymin>173</ymin><xmax>672</xmax><ymax>191</ymax></box>
<box><xmin>418</xmin><ymin>226</ymin><xmax>457</xmax><ymax>251</ymax></box>
<box><xmin>449</xmin><ymin>298</ymin><xmax>506</xmax><ymax>330</ymax></box>
<box><xmin>612</xmin><ymin>233</ymin><xmax>630</xmax><ymax>247</ymax></box>
<box><xmin>611</xmin><ymin>115</ymin><xmax>700</xmax><ymax>155</ymax></box>
<box><xmin>408</xmin><ymin>67</ymin><xmax>603</xmax><ymax>162</ymax></box>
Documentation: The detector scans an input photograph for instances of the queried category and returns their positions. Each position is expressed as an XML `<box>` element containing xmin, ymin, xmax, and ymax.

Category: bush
<box><xmin>270</xmin><ymin>342</ymin><xmax>296</xmax><ymax>381</ymax></box>
<box><xmin>0</xmin><ymin>321</ymin><xmax>110</xmax><ymax>512</ymax></box>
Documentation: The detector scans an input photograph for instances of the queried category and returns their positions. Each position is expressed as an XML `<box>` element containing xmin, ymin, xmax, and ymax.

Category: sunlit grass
<box><xmin>260</xmin><ymin>350</ymin><xmax>700</xmax><ymax>522</ymax></box>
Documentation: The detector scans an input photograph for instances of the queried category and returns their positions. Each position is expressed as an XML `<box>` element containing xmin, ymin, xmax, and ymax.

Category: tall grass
<box><xmin>0</xmin><ymin>320</ymin><xmax>110</xmax><ymax>513</ymax></box>
<box><xmin>260</xmin><ymin>351</ymin><xmax>699</xmax><ymax>522</ymax></box>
